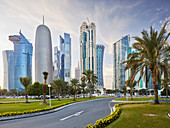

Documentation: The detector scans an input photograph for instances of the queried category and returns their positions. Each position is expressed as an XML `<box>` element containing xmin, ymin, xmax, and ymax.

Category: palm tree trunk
<box><xmin>166</xmin><ymin>86</ymin><xmax>168</xmax><ymax>98</ymax></box>
<box><xmin>83</xmin><ymin>88</ymin><xmax>85</xmax><ymax>98</ymax></box>
<box><xmin>90</xmin><ymin>89</ymin><xmax>92</xmax><ymax>98</ymax></box>
<box><xmin>57</xmin><ymin>91</ymin><xmax>60</xmax><ymax>101</ymax></box>
<box><xmin>43</xmin><ymin>79</ymin><xmax>47</xmax><ymax>104</ymax></box>
<box><xmin>151</xmin><ymin>69</ymin><xmax>159</xmax><ymax>104</ymax></box>
<box><xmin>73</xmin><ymin>87</ymin><xmax>76</xmax><ymax>101</ymax></box>
<box><xmin>25</xmin><ymin>89</ymin><xmax>28</xmax><ymax>103</ymax></box>
<box><xmin>124</xmin><ymin>92</ymin><xmax>126</xmax><ymax>98</ymax></box>
<box><xmin>130</xmin><ymin>88</ymin><xmax>133</xmax><ymax>100</ymax></box>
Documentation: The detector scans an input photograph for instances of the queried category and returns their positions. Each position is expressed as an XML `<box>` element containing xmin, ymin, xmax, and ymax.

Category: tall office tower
<box><xmin>113</xmin><ymin>35</ymin><xmax>130</xmax><ymax>90</ymax></box>
<box><xmin>60</xmin><ymin>33</ymin><xmax>71</xmax><ymax>83</ymax></box>
<box><xmin>80</xmin><ymin>22</ymin><xmax>97</xmax><ymax>76</ymax></box>
<box><xmin>9</xmin><ymin>31</ymin><xmax>33</xmax><ymax>90</ymax></box>
<box><xmin>75</xmin><ymin>62</ymin><xmax>81</xmax><ymax>83</ymax></box>
<box><xmin>35</xmin><ymin>22</ymin><xmax>53</xmax><ymax>84</ymax></box>
<box><xmin>53</xmin><ymin>46</ymin><xmax>60</xmax><ymax>80</ymax></box>
<box><xmin>2</xmin><ymin>50</ymin><xmax>14</xmax><ymax>91</ymax></box>
<box><xmin>96</xmin><ymin>44</ymin><xmax>105</xmax><ymax>88</ymax></box>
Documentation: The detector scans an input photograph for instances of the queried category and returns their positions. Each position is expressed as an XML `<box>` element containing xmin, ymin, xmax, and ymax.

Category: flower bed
<box><xmin>85</xmin><ymin>104</ymin><xmax>121</xmax><ymax>128</ymax></box>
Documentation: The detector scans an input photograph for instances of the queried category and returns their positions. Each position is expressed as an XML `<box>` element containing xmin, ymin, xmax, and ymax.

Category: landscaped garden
<box><xmin>106</xmin><ymin>103</ymin><xmax>170</xmax><ymax>128</ymax></box>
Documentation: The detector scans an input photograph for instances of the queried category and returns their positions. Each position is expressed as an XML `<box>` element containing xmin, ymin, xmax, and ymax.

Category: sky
<box><xmin>0</xmin><ymin>0</ymin><xmax>169</xmax><ymax>89</ymax></box>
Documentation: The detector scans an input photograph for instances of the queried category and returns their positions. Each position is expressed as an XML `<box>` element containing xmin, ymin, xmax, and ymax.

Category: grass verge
<box><xmin>106</xmin><ymin>103</ymin><xmax>170</xmax><ymax>128</ymax></box>
<box><xmin>0</xmin><ymin>97</ymin><xmax>109</xmax><ymax>114</ymax></box>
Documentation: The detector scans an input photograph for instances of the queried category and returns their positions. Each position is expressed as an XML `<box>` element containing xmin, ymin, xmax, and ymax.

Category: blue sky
<box><xmin>0</xmin><ymin>0</ymin><xmax>169</xmax><ymax>89</ymax></box>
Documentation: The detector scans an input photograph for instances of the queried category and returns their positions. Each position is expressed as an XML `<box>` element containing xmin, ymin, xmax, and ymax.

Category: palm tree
<box><xmin>80</xmin><ymin>76</ymin><xmax>87</xmax><ymax>98</ymax></box>
<box><xmin>20</xmin><ymin>77</ymin><xmax>32</xmax><ymax>103</ymax></box>
<box><xmin>122</xmin><ymin>22</ymin><xmax>169</xmax><ymax>104</ymax></box>
<box><xmin>42</xmin><ymin>71</ymin><xmax>48</xmax><ymax>104</ymax></box>
<box><xmin>70</xmin><ymin>78</ymin><xmax>79</xmax><ymax>101</ymax></box>
<box><xmin>51</xmin><ymin>79</ymin><xmax>63</xmax><ymax>101</ymax></box>
<box><xmin>122</xmin><ymin>85</ymin><xmax>127</xmax><ymax>98</ymax></box>
<box><xmin>83</xmin><ymin>69</ymin><xmax>98</xmax><ymax>98</ymax></box>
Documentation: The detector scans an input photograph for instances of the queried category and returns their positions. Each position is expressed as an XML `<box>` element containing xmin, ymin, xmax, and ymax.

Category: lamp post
<box><xmin>48</xmin><ymin>84</ymin><xmax>51</xmax><ymax>107</ymax></box>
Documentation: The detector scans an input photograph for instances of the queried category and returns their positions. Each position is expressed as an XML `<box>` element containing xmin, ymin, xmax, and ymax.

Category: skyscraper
<box><xmin>8</xmin><ymin>31</ymin><xmax>33</xmax><ymax>90</ymax></box>
<box><xmin>75</xmin><ymin>62</ymin><xmax>81</xmax><ymax>83</ymax></box>
<box><xmin>53</xmin><ymin>46</ymin><xmax>60</xmax><ymax>80</ymax></box>
<box><xmin>2</xmin><ymin>50</ymin><xmax>14</xmax><ymax>91</ymax></box>
<box><xmin>60</xmin><ymin>33</ymin><xmax>71</xmax><ymax>83</ymax></box>
<box><xmin>96</xmin><ymin>44</ymin><xmax>105</xmax><ymax>88</ymax></box>
<box><xmin>80</xmin><ymin>22</ymin><xmax>97</xmax><ymax>75</ymax></box>
<box><xmin>35</xmin><ymin>22</ymin><xmax>53</xmax><ymax>84</ymax></box>
<box><xmin>113</xmin><ymin>35</ymin><xmax>130</xmax><ymax>90</ymax></box>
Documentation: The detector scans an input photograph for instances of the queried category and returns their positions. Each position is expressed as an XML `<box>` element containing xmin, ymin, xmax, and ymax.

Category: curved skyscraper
<box><xmin>96</xmin><ymin>44</ymin><xmax>105</xmax><ymax>88</ymax></box>
<box><xmin>35</xmin><ymin>24</ymin><xmax>53</xmax><ymax>84</ymax></box>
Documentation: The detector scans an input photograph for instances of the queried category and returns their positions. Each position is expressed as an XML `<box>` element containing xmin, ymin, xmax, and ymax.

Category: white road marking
<box><xmin>60</xmin><ymin>110</ymin><xmax>84</xmax><ymax>121</ymax></box>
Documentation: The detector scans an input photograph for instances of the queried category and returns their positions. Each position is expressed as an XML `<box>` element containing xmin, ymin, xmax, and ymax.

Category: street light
<box><xmin>48</xmin><ymin>84</ymin><xmax>51</xmax><ymax>107</ymax></box>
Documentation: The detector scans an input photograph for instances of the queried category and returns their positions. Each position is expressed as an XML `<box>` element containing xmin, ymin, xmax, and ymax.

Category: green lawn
<box><xmin>106</xmin><ymin>103</ymin><xmax>170</xmax><ymax>128</ymax></box>
<box><xmin>0</xmin><ymin>97</ymin><xmax>108</xmax><ymax>113</ymax></box>
<box><xmin>114</xmin><ymin>97</ymin><xmax>155</xmax><ymax>101</ymax></box>
<box><xmin>114</xmin><ymin>97</ymin><xmax>170</xmax><ymax>101</ymax></box>
<box><xmin>0</xmin><ymin>98</ymin><xmax>36</xmax><ymax>102</ymax></box>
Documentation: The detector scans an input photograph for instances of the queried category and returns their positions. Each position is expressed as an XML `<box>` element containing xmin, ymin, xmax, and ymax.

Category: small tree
<box><xmin>20</xmin><ymin>77</ymin><xmax>32</xmax><ymax>103</ymax></box>
<box><xmin>70</xmin><ymin>78</ymin><xmax>79</xmax><ymax>101</ymax></box>
<box><xmin>79</xmin><ymin>76</ymin><xmax>87</xmax><ymax>98</ymax></box>
<box><xmin>51</xmin><ymin>79</ymin><xmax>63</xmax><ymax>101</ymax></box>
<box><xmin>27</xmin><ymin>82</ymin><xmax>43</xmax><ymax>98</ymax></box>
<box><xmin>42</xmin><ymin>71</ymin><xmax>48</xmax><ymax>104</ymax></box>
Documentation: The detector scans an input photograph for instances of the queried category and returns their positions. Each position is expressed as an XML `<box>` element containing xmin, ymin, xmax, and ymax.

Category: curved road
<box><xmin>0</xmin><ymin>98</ymin><xmax>118</xmax><ymax>128</ymax></box>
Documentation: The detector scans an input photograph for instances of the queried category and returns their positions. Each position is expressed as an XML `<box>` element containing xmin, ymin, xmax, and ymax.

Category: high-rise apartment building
<box><xmin>6</xmin><ymin>31</ymin><xmax>33</xmax><ymax>90</ymax></box>
<box><xmin>80</xmin><ymin>22</ymin><xmax>97</xmax><ymax>75</ymax></box>
<box><xmin>96</xmin><ymin>44</ymin><xmax>105</xmax><ymax>88</ymax></box>
<box><xmin>35</xmin><ymin>22</ymin><xmax>53</xmax><ymax>84</ymax></box>
<box><xmin>53</xmin><ymin>46</ymin><xmax>60</xmax><ymax>80</ymax></box>
<box><xmin>60</xmin><ymin>33</ymin><xmax>71</xmax><ymax>83</ymax></box>
<box><xmin>113</xmin><ymin>35</ymin><xmax>130</xmax><ymax>90</ymax></box>
<box><xmin>3</xmin><ymin>50</ymin><xmax>14</xmax><ymax>91</ymax></box>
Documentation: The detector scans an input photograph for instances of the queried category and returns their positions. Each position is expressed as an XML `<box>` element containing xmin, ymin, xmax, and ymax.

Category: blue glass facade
<box><xmin>9</xmin><ymin>32</ymin><xmax>33</xmax><ymax>90</ymax></box>
<box><xmin>113</xmin><ymin>35</ymin><xmax>129</xmax><ymax>90</ymax></box>
<box><xmin>60</xmin><ymin>33</ymin><xmax>71</xmax><ymax>83</ymax></box>
<box><xmin>3</xmin><ymin>50</ymin><xmax>15</xmax><ymax>91</ymax></box>
<box><xmin>96</xmin><ymin>44</ymin><xmax>105</xmax><ymax>88</ymax></box>
<box><xmin>53</xmin><ymin>46</ymin><xmax>60</xmax><ymax>80</ymax></box>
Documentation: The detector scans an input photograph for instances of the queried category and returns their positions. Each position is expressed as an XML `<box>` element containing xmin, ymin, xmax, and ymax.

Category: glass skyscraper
<box><xmin>113</xmin><ymin>35</ymin><xmax>130</xmax><ymax>90</ymax></box>
<box><xmin>8</xmin><ymin>31</ymin><xmax>33</xmax><ymax>90</ymax></box>
<box><xmin>3</xmin><ymin>50</ymin><xmax>15</xmax><ymax>91</ymax></box>
<box><xmin>60</xmin><ymin>33</ymin><xmax>71</xmax><ymax>83</ymax></box>
<box><xmin>96</xmin><ymin>44</ymin><xmax>105</xmax><ymax>88</ymax></box>
<box><xmin>53</xmin><ymin>46</ymin><xmax>60</xmax><ymax>80</ymax></box>
<box><xmin>80</xmin><ymin>22</ymin><xmax>97</xmax><ymax>76</ymax></box>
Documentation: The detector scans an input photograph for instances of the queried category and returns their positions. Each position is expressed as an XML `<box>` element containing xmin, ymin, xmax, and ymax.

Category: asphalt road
<box><xmin>0</xmin><ymin>98</ymin><xmax>117</xmax><ymax>128</ymax></box>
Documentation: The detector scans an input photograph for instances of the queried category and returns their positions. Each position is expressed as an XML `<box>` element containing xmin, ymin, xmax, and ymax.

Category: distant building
<box><xmin>35</xmin><ymin>22</ymin><xmax>53</xmax><ymax>84</ymax></box>
<box><xmin>96</xmin><ymin>44</ymin><xmax>105</xmax><ymax>88</ymax></box>
<box><xmin>75</xmin><ymin>62</ymin><xmax>81</xmax><ymax>83</ymax></box>
<box><xmin>80</xmin><ymin>22</ymin><xmax>97</xmax><ymax>76</ymax></box>
<box><xmin>2</xmin><ymin>50</ymin><xmax>14</xmax><ymax>91</ymax></box>
<box><xmin>60</xmin><ymin>33</ymin><xmax>71</xmax><ymax>83</ymax></box>
<box><xmin>53</xmin><ymin>46</ymin><xmax>60</xmax><ymax>80</ymax></box>
<box><xmin>113</xmin><ymin>35</ymin><xmax>130</xmax><ymax>90</ymax></box>
<box><xmin>4</xmin><ymin>31</ymin><xmax>33</xmax><ymax>90</ymax></box>
<box><xmin>125</xmin><ymin>47</ymin><xmax>154</xmax><ymax>90</ymax></box>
